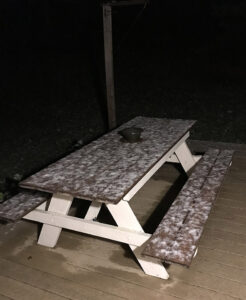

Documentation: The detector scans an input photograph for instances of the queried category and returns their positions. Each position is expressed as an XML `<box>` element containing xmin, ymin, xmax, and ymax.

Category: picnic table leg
<box><xmin>106</xmin><ymin>201</ymin><xmax>169</xmax><ymax>279</ymax></box>
<box><xmin>84</xmin><ymin>201</ymin><xmax>102</xmax><ymax>220</ymax></box>
<box><xmin>175</xmin><ymin>141</ymin><xmax>200</xmax><ymax>172</ymax></box>
<box><xmin>37</xmin><ymin>193</ymin><xmax>73</xmax><ymax>247</ymax></box>
<box><xmin>36</xmin><ymin>201</ymin><xmax>47</xmax><ymax>210</ymax></box>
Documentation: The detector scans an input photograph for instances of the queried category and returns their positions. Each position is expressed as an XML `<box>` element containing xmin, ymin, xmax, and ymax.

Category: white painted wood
<box><xmin>84</xmin><ymin>201</ymin><xmax>102</xmax><ymax>220</ymax></box>
<box><xmin>24</xmin><ymin>209</ymin><xmax>150</xmax><ymax>246</ymax></box>
<box><xmin>194</xmin><ymin>155</ymin><xmax>202</xmax><ymax>163</ymax></box>
<box><xmin>106</xmin><ymin>201</ymin><xmax>143</xmax><ymax>231</ymax></box>
<box><xmin>166</xmin><ymin>154</ymin><xmax>179</xmax><ymax>163</ymax></box>
<box><xmin>167</xmin><ymin>153</ymin><xmax>201</xmax><ymax>164</ymax></box>
<box><xmin>193</xmin><ymin>248</ymin><xmax>198</xmax><ymax>258</ymax></box>
<box><xmin>106</xmin><ymin>201</ymin><xmax>169</xmax><ymax>279</ymax></box>
<box><xmin>37</xmin><ymin>193</ymin><xmax>73</xmax><ymax>247</ymax></box>
<box><xmin>131</xmin><ymin>243</ymin><xmax>169</xmax><ymax>280</ymax></box>
<box><xmin>175</xmin><ymin>141</ymin><xmax>197</xmax><ymax>172</ymax></box>
<box><xmin>123</xmin><ymin>132</ymin><xmax>190</xmax><ymax>201</ymax></box>
<box><xmin>37</xmin><ymin>202</ymin><xmax>47</xmax><ymax>210</ymax></box>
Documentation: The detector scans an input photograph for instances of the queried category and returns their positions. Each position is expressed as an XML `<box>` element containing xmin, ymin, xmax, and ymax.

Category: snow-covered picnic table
<box><xmin>1</xmin><ymin>116</ymin><xmax>233</xmax><ymax>279</ymax></box>
<box><xmin>20</xmin><ymin>116</ymin><xmax>196</xmax><ymax>203</ymax></box>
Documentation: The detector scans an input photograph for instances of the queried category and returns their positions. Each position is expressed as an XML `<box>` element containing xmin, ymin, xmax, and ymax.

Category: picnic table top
<box><xmin>20</xmin><ymin>116</ymin><xmax>195</xmax><ymax>204</ymax></box>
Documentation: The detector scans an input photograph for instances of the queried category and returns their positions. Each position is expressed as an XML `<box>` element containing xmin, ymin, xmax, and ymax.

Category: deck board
<box><xmin>0</xmin><ymin>259</ymin><xmax>122</xmax><ymax>300</ymax></box>
<box><xmin>1</xmin><ymin>150</ymin><xmax>246</xmax><ymax>299</ymax></box>
<box><xmin>0</xmin><ymin>294</ymin><xmax>13</xmax><ymax>300</ymax></box>
<box><xmin>0</xmin><ymin>275</ymin><xmax>68</xmax><ymax>300</ymax></box>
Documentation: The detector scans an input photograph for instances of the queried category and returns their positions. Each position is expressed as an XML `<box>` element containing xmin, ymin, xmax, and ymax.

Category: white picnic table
<box><xmin>20</xmin><ymin>116</ymin><xmax>199</xmax><ymax>279</ymax></box>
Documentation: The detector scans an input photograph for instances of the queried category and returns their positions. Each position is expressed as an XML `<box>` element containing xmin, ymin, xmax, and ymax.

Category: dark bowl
<box><xmin>118</xmin><ymin>127</ymin><xmax>143</xmax><ymax>143</ymax></box>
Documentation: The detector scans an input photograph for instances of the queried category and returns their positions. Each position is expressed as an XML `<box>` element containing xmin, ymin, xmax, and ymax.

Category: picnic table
<box><xmin>0</xmin><ymin>116</ymin><xmax>233</xmax><ymax>279</ymax></box>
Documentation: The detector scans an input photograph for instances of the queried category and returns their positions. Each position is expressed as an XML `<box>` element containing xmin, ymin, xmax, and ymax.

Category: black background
<box><xmin>0</xmin><ymin>0</ymin><xmax>245</xmax><ymax>185</ymax></box>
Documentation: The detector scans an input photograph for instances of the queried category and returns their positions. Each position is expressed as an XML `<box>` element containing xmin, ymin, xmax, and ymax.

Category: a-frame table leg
<box><xmin>84</xmin><ymin>201</ymin><xmax>102</xmax><ymax>220</ymax></box>
<box><xmin>37</xmin><ymin>193</ymin><xmax>73</xmax><ymax>247</ymax></box>
<box><xmin>106</xmin><ymin>201</ymin><xmax>169</xmax><ymax>279</ymax></box>
<box><xmin>175</xmin><ymin>141</ymin><xmax>200</xmax><ymax>172</ymax></box>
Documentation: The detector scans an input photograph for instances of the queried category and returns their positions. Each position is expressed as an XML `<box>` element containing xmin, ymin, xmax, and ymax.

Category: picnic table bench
<box><xmin>142</xmin><ymin>148</ymin><xmax>233</xmax><ymax>266</ymax></box>
<box><xmin>0</xmin><ymin>116</ymin><xmax>233</xmax><ymax>279</ymax></box>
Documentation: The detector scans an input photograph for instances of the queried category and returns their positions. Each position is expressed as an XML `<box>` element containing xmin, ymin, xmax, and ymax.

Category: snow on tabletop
<box><xmin>19</xmin><ymin>117</ymin><xmax>195</xmax><ymax>204</ymax></box>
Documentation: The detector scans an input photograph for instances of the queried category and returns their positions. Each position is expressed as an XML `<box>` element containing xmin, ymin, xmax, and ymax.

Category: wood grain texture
<box><xmin>142</xmin><ymin>148</ymin><xmax>234</xmax><ymax>266</ymax></box>
<box><xmin>0</xmin><ymin>191</ymin><xmax>50</xmax><ymax>222</ymax></box>
<box><xmin>20</xmin><ymin>117</ymin><xmax>195</xmax><ymax>204</ymax></box>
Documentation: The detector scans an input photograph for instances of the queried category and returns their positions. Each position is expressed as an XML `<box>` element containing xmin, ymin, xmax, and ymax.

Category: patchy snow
<box><xmin>0</xmin><ymin>190</ymin><xmax>50</xmax><ymax>222</ymax></box>
<box><xmin>143</xmin><ymin>148</ymin><xmax>234</xmax><ymax>266</ymax></box>
<box><xmin>20</xmin><ymin>117</ymin><xmax>195</xmax><ymax>204</ymax></box>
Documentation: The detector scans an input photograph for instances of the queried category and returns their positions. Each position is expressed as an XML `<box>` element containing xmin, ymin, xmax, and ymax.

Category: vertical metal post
<box><xmin>103</xmin><ymin>3</ymin><xmax>117</xmax><ymax>130</ymax></box>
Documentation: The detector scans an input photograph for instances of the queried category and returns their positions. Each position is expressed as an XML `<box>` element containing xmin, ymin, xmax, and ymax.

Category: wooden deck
<box><xmin>0</xmin><ymin>150</ymin><xmax>246</xmax><ymax>300</ymax></box>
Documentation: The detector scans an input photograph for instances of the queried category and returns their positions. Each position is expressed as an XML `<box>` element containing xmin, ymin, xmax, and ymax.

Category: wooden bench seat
<box><xmin>142</xmin><ymin>148</ymin><xmax>234</xmax><ymax>266</ymax></box>
<box><xmin>0</xmin><ymin>190</ymin><xmax>50</xmax><ymax>222</ymax></box>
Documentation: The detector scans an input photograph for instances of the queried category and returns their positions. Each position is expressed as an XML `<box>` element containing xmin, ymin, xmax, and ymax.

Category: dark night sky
<box><xmin>1</xmin><ymin>1</ymin><xmax>243</xmax><ymax>52</ymax></box>
<box><xmin>1</xmin><ymin>0</ymin><xmax>245</xmax><ymax>112</ymax></box>
<box><xmin>0</xmin><ymin>0</ymin><xmax>246</xmax><ymax>184</ymax></box>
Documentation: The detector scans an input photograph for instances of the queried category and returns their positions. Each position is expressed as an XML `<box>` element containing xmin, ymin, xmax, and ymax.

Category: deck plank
<box><xmin>197</xmin><ymin>247</ymin><xmax>246</xmax><ymax>270</ymax></box>
<box><xmin>0</xmin><ymin>241</ymin><xmax>235</xmax><ymax>300</ymax></box>
<box><xmin>0</xmin><ymin>294</ymin><xmax>14</xmax><ymax>300</ymax></box>
<box><xmin>199</xmin><ymin>237</ymin><xmax>246</xmax><ymax>257</ymax></box>
<box><xmin>202</xmin><ymin>227</ymin><xmax>246</xmax><ymax>244</ymax></box>
<box><xmin>209</xmin><ymin>210</ymin><xmax>246</xmax><ymax>225</ymax></box>
<box><xmin>0</xmin><ymin>258</ymin><xmax>123</xmax><ymax>300</ymax></box>
<box><xmin>205</xmin><ymin>217</ymin><xmax>246</xmax><ymax>236</ymax></box>
<box><xmin>215</xmin><ymin>196</ymin><xmax>246</xmax><ymax>208</ymax></box>
<box><xmin>170</xmin><ymin>265</ymin><xmax>246</xmax><ymax>300</ymax></box>
<box><xmin>188</xmin><ymin>258</ymin><xmax>246</xmax><ymax>285</ymax></box>
<box><xmin>212</xmin><ymin>203</ymin><xmax>246</xmax><ymax>217</ymax></box>
<box><xmin>0</xmin><ymin>275</ymin><xmax>68</xmax><ymax>300</ymax></box>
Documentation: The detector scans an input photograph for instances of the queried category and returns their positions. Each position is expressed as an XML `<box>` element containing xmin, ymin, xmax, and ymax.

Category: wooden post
<box><xmin>103</xmin><ymin>3</ymin><xmax>117</xmax><ymax>130</ymax></box>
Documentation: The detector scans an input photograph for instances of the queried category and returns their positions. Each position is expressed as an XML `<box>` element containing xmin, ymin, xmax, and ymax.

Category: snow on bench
<box><xmin>142</xmin><ymin>148</ymin><xmax>234</xmax><ymax>266</ymax></box>
<box><xmin>0</xmin><ymin>190</ymin><xmax>50</xmax><ymax>222</ymax></box>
